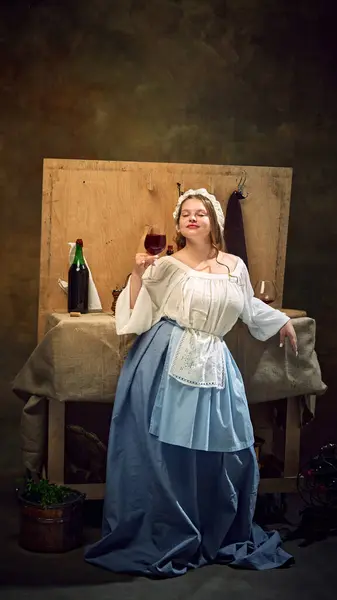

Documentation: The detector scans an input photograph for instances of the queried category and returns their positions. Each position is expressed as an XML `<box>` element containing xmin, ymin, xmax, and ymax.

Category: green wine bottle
<box><xmin>68</xmin><ymin>239</ymin><xmax>89</xmax><ymax>313</ymax></box>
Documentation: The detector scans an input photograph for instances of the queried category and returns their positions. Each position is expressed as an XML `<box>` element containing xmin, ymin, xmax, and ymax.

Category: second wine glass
<box><xmin>254</xmin><ymin>280</ymin><xmax>277</xmax><ymax>305</ymax></box>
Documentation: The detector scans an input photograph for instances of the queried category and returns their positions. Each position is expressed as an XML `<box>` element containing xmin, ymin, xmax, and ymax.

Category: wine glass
<box><xmin>144</xmin><ymin>226</ymin><xmax>166</xmax><ymax>256</ymax></box>
<box><xmin>254</xmin><ymin>280</ymin><xmax>277</xmax><ymax>305</ymax></box>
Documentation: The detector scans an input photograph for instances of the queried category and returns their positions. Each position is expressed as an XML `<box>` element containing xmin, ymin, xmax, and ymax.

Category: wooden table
<box><xmin>13</xmin><ymin>311</ymin><xmax>326</xmax><ymax>499</ymax></box>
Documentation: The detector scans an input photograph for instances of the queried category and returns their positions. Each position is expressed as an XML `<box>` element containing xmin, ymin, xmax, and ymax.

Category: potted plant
<box><xmin>17</xmin><ymin>478</ymin><xmax>86</xmax><ymax>553</ymax></box>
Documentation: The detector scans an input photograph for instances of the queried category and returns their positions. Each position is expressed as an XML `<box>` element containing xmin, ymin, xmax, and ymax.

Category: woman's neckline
<box><xmin>165</xmin><ymin>255</ymin><xmax>242</xmax><ymax>279</ymax></box>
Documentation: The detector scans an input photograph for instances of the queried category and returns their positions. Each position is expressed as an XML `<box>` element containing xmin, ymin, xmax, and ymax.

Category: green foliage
<box><xmin>22</xmin><ymin>478</ymin><xmax>73</xmax><ymax>508</ymax></box>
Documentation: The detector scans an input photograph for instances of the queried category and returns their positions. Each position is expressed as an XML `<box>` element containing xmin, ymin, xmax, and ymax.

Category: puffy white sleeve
<box><xmin>115</xmin><ymin>259</ymin><xmax>171</xmax><ymax>336</ymax></box>
<box><xmin>239</xmin><ymin>262</ymin><xmax>290</xmax><ymax>341</ymax></box>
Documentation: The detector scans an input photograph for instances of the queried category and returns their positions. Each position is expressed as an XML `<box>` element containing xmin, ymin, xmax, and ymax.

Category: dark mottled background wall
<box><xmin>1</xmin><ymin>0</ymin><xmax>337</xmax><ymax>474</ymax></box>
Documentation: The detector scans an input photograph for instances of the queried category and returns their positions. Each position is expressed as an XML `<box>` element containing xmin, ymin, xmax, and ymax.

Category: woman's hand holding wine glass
<box><xmin>133</xmin><ymin>253</ymin><xmax>159</xmax><ymax>278</ymax></box>
<box><xmin>132</xmin><ymin>226</ymin><xmax>166</xmax><ymax>278</ymax></box>
<box><xmin>130</xmin><ymin>226</ymin><xmax>166</xmax><ymax>308</ymax></box>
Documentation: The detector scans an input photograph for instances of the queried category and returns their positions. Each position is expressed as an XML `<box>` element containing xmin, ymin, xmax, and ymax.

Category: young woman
<box><xmin>85</xmin><ymin>188</ymin><xmax>297</xmax><ymax>577</ymax></box>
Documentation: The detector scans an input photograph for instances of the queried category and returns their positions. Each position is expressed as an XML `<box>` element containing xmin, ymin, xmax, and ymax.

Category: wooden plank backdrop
<box><xmin>39</xmin><ymin>159</ymin><xmax>292</xmax><ymax>339</ymax></box>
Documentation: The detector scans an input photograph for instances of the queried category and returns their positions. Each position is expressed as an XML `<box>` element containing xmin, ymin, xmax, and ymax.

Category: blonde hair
<box><xmin>174</xmin><ymin>194</ymin><xmax>226</xmax><ymax>255</ymax></box>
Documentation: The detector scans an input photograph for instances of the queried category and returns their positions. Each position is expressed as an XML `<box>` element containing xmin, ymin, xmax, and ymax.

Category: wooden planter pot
<box><xmin>18</xmin><ymin>490</ymin><xmax>85</xmax><ymax>553</ymax></box>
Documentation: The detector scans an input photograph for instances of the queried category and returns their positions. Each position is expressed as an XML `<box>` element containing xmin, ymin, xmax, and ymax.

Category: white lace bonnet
<box><xmin>173</xmin><ymin>188</ymin><xmax>225</xmax><ymax>229</ymax></box>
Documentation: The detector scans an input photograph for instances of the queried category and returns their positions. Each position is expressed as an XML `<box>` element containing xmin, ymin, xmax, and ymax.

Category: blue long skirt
<box><xmin>84</xmin><ymin>320</ymin><xmax>293</xmax><ymax>577</ymax></box>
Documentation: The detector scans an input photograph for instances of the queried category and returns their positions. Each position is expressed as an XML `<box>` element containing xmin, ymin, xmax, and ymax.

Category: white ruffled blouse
<box><xmin>116</xmin><ymin>256</ymin><xmax>289</xmax><ymax>391</ymax></box>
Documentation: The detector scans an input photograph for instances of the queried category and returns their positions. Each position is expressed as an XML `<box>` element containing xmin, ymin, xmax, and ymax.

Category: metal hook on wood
<box><xmin>237</xmin><ymin>170</ymin><xmax>248</xmax><ymax>198</ymax></box>
<box><xmin>177</xmin><ymin>182</ymin><xmax>184</xmax><ymax>198</ymax></box>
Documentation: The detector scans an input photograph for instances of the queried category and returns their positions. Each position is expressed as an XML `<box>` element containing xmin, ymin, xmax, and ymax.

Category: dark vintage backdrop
<box><xmin>1</xmin><ymin>0</ymin><xmax>336</xmax><ymax>474</ymax></box>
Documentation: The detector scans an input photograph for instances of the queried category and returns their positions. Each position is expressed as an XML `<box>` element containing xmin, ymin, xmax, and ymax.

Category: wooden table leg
<box><xmin>283</xmin><ymin>396</ymin><xmax>301</xmax><ymax>478</ymax></box>
<box><xmin>47</xmin><ymin>400</ymin><xmax>65</xmax><ymax>484</ymax></box>
<box><xmin>259</xmin><ymin>397</ymin><xmax>301</xmax><ymax>494</ymax></box>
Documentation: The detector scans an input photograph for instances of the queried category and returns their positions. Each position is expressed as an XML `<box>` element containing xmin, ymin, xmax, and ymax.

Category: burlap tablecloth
<box><xmin>13</xmin><ymin>312</ymin><xmax>326</xmax><ymax>474</ymax></box>
<box><xmin>14</xmin><ymin>313</ymin><xmax>122</xmax><ymax>404</ymax></box>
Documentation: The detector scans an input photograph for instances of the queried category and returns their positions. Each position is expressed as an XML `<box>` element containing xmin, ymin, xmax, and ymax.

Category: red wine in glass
<box><xmin>144</xmin><ymin>233</ymin><xmax>166</xmax><ymax>255</ymax></box>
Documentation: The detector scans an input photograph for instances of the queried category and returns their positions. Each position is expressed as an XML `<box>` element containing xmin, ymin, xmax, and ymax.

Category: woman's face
<box><xmin>178</xmin><ymin>197</ymin><xmax>211</xmax><ymax>241</ymax></box>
